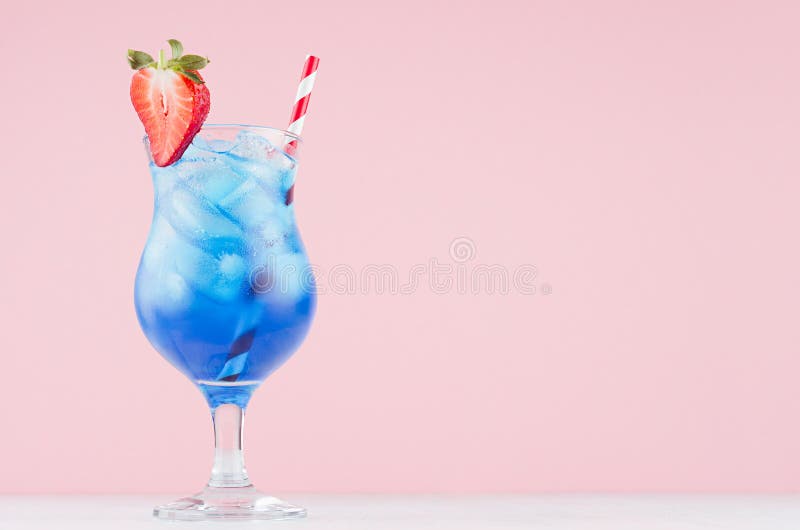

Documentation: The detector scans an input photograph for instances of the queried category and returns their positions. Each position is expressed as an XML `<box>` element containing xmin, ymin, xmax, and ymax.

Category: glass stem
<box><xmin>208</xmin><ymin>403</ymin><xmax>251</xmax><ymax>488</ymax></box>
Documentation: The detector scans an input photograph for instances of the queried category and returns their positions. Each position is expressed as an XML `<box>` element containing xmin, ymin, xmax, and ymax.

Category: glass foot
<box><xmin>153</xmin><ymin>485</ymin><xmax>306</xmax><ymax>521</ymax></box>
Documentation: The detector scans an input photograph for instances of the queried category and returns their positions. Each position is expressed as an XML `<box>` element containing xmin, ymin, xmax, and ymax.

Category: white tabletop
<box><xmin>1</xmin><ymin>494</ymin><xmax>798</xmax><ymax>529</ymax></box>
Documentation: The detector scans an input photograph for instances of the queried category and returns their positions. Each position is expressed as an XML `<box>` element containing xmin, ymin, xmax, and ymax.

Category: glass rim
<box><xmin>141</xmin><ymin>123</ymin><xmax>303</xmax><ymax>144</ymax></box>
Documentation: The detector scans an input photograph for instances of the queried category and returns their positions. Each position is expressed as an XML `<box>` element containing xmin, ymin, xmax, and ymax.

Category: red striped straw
<box><xmin>284</xmin><ymin>55</ymin><xmax>318</xmax><ymax>205</ymax></box>
<box><xmin>285</xmin><ymin>55</ymin><xmax>319</xmax><ymax>155</ymax></box>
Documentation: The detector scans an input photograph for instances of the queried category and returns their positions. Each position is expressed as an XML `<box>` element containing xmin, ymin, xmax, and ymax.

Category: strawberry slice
<box><xmin>128</xmin><ymin>40</ymin><xmax>211</xmax><ymax>166</ymax></box>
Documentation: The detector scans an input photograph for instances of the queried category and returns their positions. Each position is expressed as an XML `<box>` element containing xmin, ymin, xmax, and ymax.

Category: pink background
<box><xmin>2</xmin><ymin>0</ymin><xmax>800</xmax><ymax>493</ymax></box>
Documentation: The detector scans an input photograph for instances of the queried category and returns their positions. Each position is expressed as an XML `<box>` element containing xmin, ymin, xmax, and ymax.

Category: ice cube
<box><xmin>160</xmin><ymin>185</ymin><xmax>244</xmax><ymax>249</ymax></box>
<box><xmin>138</xmin><ymin>219</ymin><xmax>195</xmax><ymax>315</ymax></box>
<box><xmin>142</xmin><ymin>209</ymin><xmax>249</xmax><ymax>306</ymax></box>
<box><xmin>229</xmin><ymin>131</ymin><xmax>275</xmax><ymax>160</ymax></box>
<box><xmin>175</xmin><ymin>248</ymin><xmax>248</xmax><ymax>304</ymax></box>
<box><xmin>219</xmin><ymin>253</ymin><xmax>247</xmax><ymax>278</ymax></box>
<box><xmin>161</xmin><ymin>272</ymin><xmax>192</xmax><ymax>310</ymax></box>
<box><xmin>192</xmin><ymin>135</ymin><xmax>235</xmax><ymax>154</ymax></box>
<box><xmin>184</xmin><ymin>158</ymin><xmax>246</xmax><ymax>205</ymax></box>
<box><xmin>176</xmin><ymin>142</ymin><xmax>220</xmax><ymax>161</ymax></box>
<box><xmin>150</xmin><ymin>164</ymin><xmax>180</xmax><ymax>198</ymax></box>
<box><xmin>261</xmin><ymin>150</ymin><xmax>297</xmax><ymax>194</ymax></box>
<box><xmin>137</xmin><ymin>268</ymin><xmax>193</xmax><ymax>318</ymax></box>
<box><xmin>205</xmin><ymin>253</ymin><xmax>248</xmax><ymax>303</ymax></box>
<box><xmin>140</xmin><ymin>216</ymin><xmax>172</xmax><ymax>271</ymax></box>
<box><xmin>273</xmin><ymin>148</ymin><xmax>297</xmax><ymax>170</ymax></box>
<box><xmin>217</xmin><ymin>177</ymin><xmax>280</xmax><ymax>232</ymax></box>
<box><xmin>256</xmin><ymin>217</ymin><xmax>291</xmax><ymax>250</ymax></box>
<box><xmin>225</xmin><ymin>131</ymin><xmax>295</xmax><ymax>188</ymax></box>
<box><xmin>151</xmin><ymin>218</ymin><xmax>246</xmax><ymax>304</ymax></box>
<box><xmin>229</xmin><ymin>156</ymin><xmax>288</xmax><ymax>191</ymax></box>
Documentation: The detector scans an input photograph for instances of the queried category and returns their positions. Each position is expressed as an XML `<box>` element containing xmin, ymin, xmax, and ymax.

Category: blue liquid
<box><xmin>134</xmin><ymin>131</ymin><xmax>316</xmax><ymax>408</ymax></box>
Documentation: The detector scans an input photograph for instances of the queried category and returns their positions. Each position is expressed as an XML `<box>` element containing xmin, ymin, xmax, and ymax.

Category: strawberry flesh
<box><xmin>130</xmin><ymin>68</ymin><xmax>210</xmax><ymax>166</ymax></box>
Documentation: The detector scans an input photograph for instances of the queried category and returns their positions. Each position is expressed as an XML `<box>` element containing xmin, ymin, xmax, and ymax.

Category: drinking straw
<box><xmin>284</xmin><ymin>55</ymin><xmax>319</xmax><ymax>205</ymax></box>
<box><xmin>286</xmin><ymin>55</ymin><xmax>320</xmax><ymax>153</ymax></box>
<box><xmin>217</xmin><ymin>56</ymin><xmax>320</xmax><ymax>382</ymax></box>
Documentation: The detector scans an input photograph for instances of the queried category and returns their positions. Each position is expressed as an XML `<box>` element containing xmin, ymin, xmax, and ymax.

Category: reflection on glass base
<box><xmin>153</xmin><ymin>485</ymin><xmax>306</xmax><ymax>521</ymax></box>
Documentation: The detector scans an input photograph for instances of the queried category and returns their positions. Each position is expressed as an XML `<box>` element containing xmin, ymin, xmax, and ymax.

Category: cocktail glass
<box><xmin>134</xmin><ymin>125</ymin><xmax>316</xmax><ymax>520</ymax></box>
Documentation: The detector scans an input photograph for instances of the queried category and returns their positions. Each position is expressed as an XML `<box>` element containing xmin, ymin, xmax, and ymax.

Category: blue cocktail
<box><xmin>135</xmin><ymin>125</ymin><xmax>315</xmax><ymax>519</ymax></box>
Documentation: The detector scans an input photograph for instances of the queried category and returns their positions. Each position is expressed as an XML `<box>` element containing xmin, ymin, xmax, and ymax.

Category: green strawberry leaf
<box><xmin>127</xmin><ymin>49</ymin><xmax>155</xmax><ymax>70</ymax></box>
<box><xmin>126</xmin><ymin>41</ymin><xmax>209</xmax><ymax>80</ymax></box>
<box><xmin>167</xmin><ymin>39</ymin><xmax>183</xmax><ymax>59</ymax></box>
<box><xmin>177</xmin><ymin>69</ymin><xmax>205</xmax><ymax>84</ymax></box>
<box><xmin>178</xmin><ymin>54</ymin><xmax>209</xmax><ymax>70</ymax></box>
